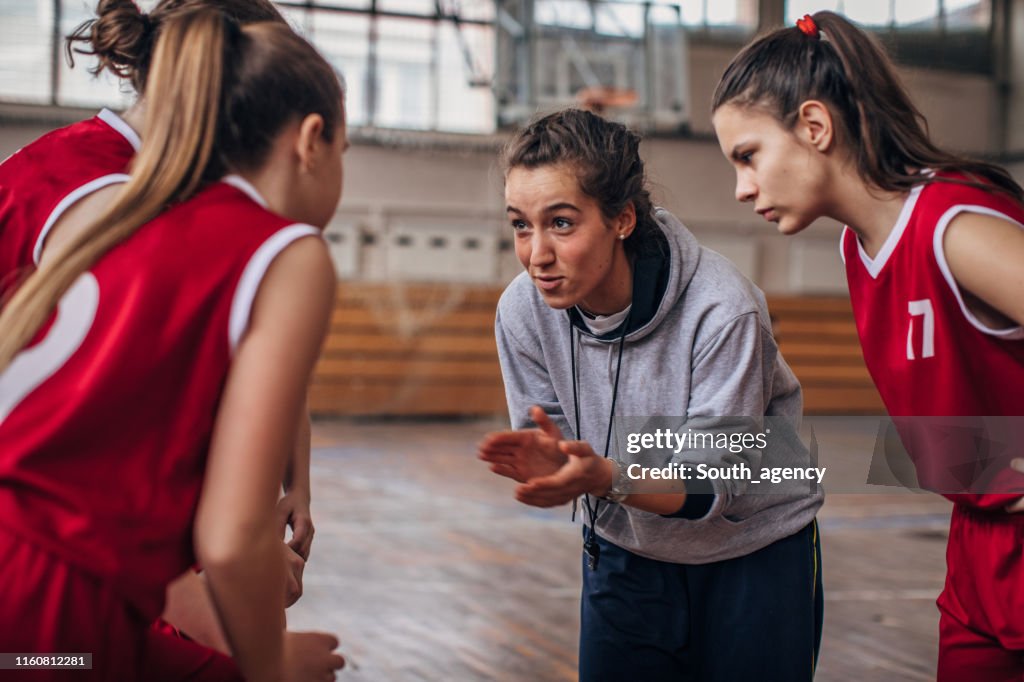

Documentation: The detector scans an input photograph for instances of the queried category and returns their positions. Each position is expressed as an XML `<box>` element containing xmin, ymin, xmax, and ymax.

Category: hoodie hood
<box><xmin>568</xmin><ymin>208</ymin><xmax>701</xmax><ymax>343</ymax></box>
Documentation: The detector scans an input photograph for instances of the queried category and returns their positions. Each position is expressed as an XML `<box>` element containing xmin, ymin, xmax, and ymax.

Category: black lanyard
<box><xmin>569</xmin><ymin>311</ymin><xmax>630</xmax><ymax>571</ymax></box>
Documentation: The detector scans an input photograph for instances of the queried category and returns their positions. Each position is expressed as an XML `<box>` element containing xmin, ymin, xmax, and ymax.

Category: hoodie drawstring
<box><xmin>570</xmin><ymin>311</ymin><xmax>631</xmax><ymax>571</ymax></box>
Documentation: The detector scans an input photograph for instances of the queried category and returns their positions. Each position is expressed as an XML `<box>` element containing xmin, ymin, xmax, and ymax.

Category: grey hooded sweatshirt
<box><xmin>495</xmin><ymin>208</ymin><xmax>823</xmax><ymax>564</ymax></box>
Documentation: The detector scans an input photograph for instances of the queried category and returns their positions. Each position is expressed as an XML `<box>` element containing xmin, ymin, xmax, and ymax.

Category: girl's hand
<box><xmin>283</xmin><ymin>631</ymin><xmax>345</xmax><ymax>682</ymax></box>
<box><xmin>514</xmin><ymin>441</ymin><xmax>614</xmax><ymax>508</ymax></box>
<box><xmin>277</xmin><ymin>490</ymin><xmax>314</xmax><ymax>561</ymax></box>
<box><xmin>282</xmin><ymin>543</ymin><xmax>305</xmax><ymax>608</ymax></box>
<box><xmin>478</xmin><ymin>406</ymin><xmax>568</xmax><ymax>482</ymax></box>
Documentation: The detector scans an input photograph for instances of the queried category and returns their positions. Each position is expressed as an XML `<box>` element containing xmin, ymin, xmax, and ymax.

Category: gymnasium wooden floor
<box><xmin>288</xmin><ymin>418</ymin><xmax>950</xmax><ymax>681</ymax></box>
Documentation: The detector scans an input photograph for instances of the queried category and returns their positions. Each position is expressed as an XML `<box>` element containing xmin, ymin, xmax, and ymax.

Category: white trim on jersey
<box><xmin>223</xmin><ymin>174</ymin><xmax>269</xmax><ymax>209</ymax></box>
<box><xmin>228</xmin><ymin>224</ymin><xmax>320</xmax><ymax>353</ymax></box>
<box><xmin>839</xmin><ymin>226</ymin><xmax>849</xmax><ymax>265</ymax></box>
<box><xmin>933</xmin><ymin>205</ymin><xmax>1024</xmax><ymax>340</ymax></box>
<box><xmin>855</xmin><ymin>183</ymin><xmax>925</xmax><ymax>279</ymax></box>
<box><xmin>33</xmin><ymin>174</ymin><xmax>131</xmax><ymax>265</ymax></box>
<box><xmin>0</xmin><ymin>274</ymin><xmax>99</xmax><ymax>424</ymax></box>
<box><xmin>97</xmin><ymin>108</ymin><xmax>142</xmax><ymax>151</ymax></box>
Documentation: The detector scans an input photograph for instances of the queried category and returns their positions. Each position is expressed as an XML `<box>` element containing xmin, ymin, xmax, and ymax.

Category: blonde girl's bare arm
<box><xmin>279</xmin><ymin>404</ymin><xmax>315</xmax><ymax>560</ymax></box>
<box><xmin>195</xmin><ymin>235</ymin><xmax>337</xmax><ymax>682</ymax></box>
<box><xmin>161</xmin><ymin>570</ymin><xmax>231</xmax><ymax>655</ymax></box>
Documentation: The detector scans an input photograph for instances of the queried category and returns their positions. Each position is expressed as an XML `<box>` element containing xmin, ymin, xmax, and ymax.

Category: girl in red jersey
<box><xmin>0</xmin><ymin>9</ymin><xmax>346</xmax><ymax>681</ymax></box>
<box><xmin>1</xmin><ymin>1</ymin><xmax>317</xmax><ymax>675</ymax></box>
<box><xmin>2</xmin><ymin>4</ymin><xmax>316</xmax><ymax>668</ymax></box>
<box><xmin>0</xmin><ymin>0</ymin><xmax>316</xmax><ymax>567</ymax></box>
<box><xmin>83</xmin><ymin>0</ymin><xmax>318</xmax><ymax>565</ymax></box>
<box><xmin>711</xmin><ymin>11</ymin><xmax>1024</xmax><ymax>681</ymax></box>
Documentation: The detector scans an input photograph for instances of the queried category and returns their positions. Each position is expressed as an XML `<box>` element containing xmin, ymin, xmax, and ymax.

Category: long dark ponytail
<box><xmin>712</xmin><ymin>11</ymin><xmax>1022</xmax><ymax>201</ymax></box>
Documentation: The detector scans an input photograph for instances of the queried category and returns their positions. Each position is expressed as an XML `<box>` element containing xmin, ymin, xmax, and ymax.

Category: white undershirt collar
<box><xmin>577</xmin><ymin>304</ymin><xmax>632</xmax><ymax>336</ymax></box>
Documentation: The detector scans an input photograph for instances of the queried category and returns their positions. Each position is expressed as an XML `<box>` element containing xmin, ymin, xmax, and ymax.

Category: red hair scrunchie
<box><xmin>796</xmin><ymin>14</ymin><xmax>820</xmax><ymax>39</ymax></box>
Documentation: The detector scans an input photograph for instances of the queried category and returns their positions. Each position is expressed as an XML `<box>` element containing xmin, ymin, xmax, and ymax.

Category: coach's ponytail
<box><xmin>0</xmin><ymin>9</ymin><xmax>232</xmax><ymax>371</ymax></box>
<box><xmin>712</xmin><ymin>11</ymin><xmax>1023</xmax><ymax>201</ymax></box>
<box><xmin>66</xmin><ymin>0</ymin><xmax>284</xmax><ymax>93</ymax></box>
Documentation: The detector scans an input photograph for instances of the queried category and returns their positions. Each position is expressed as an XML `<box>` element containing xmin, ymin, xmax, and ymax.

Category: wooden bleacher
<box><xmin>310</xmin><ymin>284</ymin><xmax>884</xmax><ymax>417</ymax></box>
<box><xmin>768</xmin><ymin>296</ymin><xmax>885</xmax><ymax>414</ymax></box>
<box><xmin>309</xmin><ymin>283</ymin><xmax>507</xmax><ymax>417</ymax></box>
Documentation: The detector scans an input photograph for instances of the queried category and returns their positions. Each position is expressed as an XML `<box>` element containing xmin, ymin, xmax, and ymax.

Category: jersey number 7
<box><xmin>907</xmin><ymin>298</ymin><xmax>936</xmax><ymax>361</ymax></box>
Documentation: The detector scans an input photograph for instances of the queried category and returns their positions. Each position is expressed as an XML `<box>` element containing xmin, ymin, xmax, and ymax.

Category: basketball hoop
<box><xmin>575</xmin><ymin>86</ymin><xmax>638</xmax><ymax>114</ymax></box>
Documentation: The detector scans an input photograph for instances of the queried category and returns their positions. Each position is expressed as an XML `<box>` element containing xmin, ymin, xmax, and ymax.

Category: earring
<box><xmin>618</xmin><ymin>234</ymin><xmax>627</xmax><ymax>240</ymax></box>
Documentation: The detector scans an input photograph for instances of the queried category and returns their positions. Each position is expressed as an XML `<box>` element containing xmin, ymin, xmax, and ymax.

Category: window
<box><xmin>535</xmin><ymin>0</ymin><xmax>757</xmax><ymax>32</ymax></box>
<box><xmin>494</xmin><ymin>0</ymin><xmax>692</xmax><ymax>132</ymax></box>
<box><xmin>678</xmin><ymin>0</ymin><xmax>757</xmax><ymax>30</ymax></box>
<box><xmin>785</xmin><ymin>0</ymin><xmax>993</xmax><ymax>72</ymax></box>
<box><xmin>786</xmin><ymin>0</ymin><xmax>991</xmax><ymax>31</ymax></box>
<box><xmin>0</xmin><ymin>1</ymin><xmax>53</xmax><ymax>104</ymax></box>
<box><xmin>0</xmin><ymin>0</ymin><xmax>497</xmax><ymax>133</ymax></box>
<box><xmin>281</xmin><ymin>1</ymin><xmax>496</xmax><ymax>132</ymax></box>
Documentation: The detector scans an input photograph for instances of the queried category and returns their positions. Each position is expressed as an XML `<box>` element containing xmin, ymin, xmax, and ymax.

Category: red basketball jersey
<box><xmin>0</xmin><ymin>176</ymin><xmax>320</xmax><ymax>620</ymax></box>
<box><xmin>841</xmin><ymin>175</ymin><xmax>1024</xmax><ymax>507</ymax></box>
<box><xmin>0</xmin><ymin>109</ymin><xmax>138</xmax><ymax>298</ymax></box>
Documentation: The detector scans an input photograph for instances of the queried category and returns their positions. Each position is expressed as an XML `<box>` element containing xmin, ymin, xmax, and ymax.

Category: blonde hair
<box><xmin>0</xmin><ymin>11</ymin><xmax>343</xmax><ymax>371</ymax></box>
